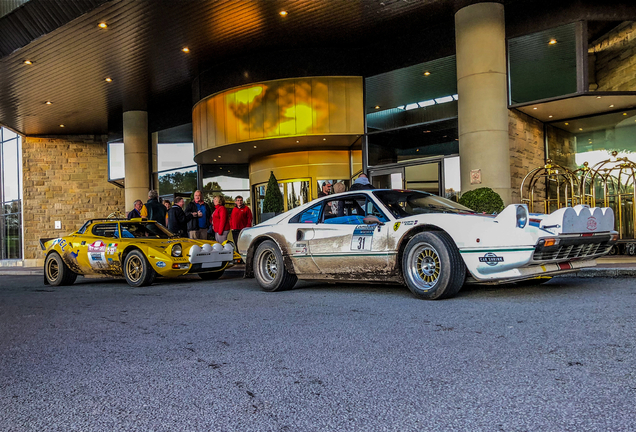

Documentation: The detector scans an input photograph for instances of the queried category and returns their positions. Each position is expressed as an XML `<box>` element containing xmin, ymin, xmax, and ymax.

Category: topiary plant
<box><xmin>458</xmin><ymin>187</ymin><xmax>505</xmax><ymax>214</ymax></box>
<box><xmin>263</xmin><ymin>171</ymin><xmax>284</xmax><ymax>214</ymax></box>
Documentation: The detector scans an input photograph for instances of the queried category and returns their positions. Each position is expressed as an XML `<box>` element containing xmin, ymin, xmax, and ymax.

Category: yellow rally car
<box><xmin>41</xmin><ymin>218</ymin><xmax>240</xmax><ymax>287</ymax></box>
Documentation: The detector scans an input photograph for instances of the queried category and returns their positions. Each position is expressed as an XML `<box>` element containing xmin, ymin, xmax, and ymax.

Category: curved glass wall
<box><xmin>0</xmin><ymin>127</ymin><xmax>22</xmax><ymax>260</ymax></box>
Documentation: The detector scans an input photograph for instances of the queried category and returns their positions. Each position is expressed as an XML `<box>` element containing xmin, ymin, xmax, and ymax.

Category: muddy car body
<box><xmin>42</xmin><ymin>218</ymin><xmax>239</xmax><ymax>287</ymax></box>
<box><xmin>237</xmin><ymin>190</ymin><xmax>617</xmax><ymax>300</ymax></box>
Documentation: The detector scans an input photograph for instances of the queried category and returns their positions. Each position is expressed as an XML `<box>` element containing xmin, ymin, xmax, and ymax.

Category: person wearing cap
<box><xmin>318</xmin><ymin>181</ymin><xmax>332</xmax><ymax>198</ymax></box>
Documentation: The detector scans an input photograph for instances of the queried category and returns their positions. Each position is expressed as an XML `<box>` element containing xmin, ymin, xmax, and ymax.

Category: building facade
<box><xmin>1</xmin><ymin>0</ymin><xmax>635</xmax><ymax>266</ymax></box>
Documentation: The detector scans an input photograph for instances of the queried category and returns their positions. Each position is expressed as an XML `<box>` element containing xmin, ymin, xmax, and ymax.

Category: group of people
<box><xmin>127</xmin><ymin>189</ymin><xmax>252</xmax><ymax>243</ymax></box>
<box><xmin>318</xmin><ymin>173</ymin><xmax>375</xmax><ymax>198</ymax></box>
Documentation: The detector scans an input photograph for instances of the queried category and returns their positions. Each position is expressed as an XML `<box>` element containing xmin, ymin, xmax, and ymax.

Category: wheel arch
<box><xmin>395</xmin><ymin>225</ymin><xmax>462</xmax><ymax>278</ymax></box>
<box><xmin>244</xmin><ymin>234</ymin><xmax>295</xmax><ymax>278</ymax></box>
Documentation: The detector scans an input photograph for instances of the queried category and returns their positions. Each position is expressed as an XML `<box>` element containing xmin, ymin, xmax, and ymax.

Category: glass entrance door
<box><xmin>369</xmin><ymin>168</ymin><xmax>404</xmax><ymax>190</ymax></box>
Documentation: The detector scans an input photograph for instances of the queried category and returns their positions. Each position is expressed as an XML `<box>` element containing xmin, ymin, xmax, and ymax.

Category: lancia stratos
<box><xmin>236</xmin><ymin>189</ymin><xmax>617</xmax><ymax>300</ymax></box>
<box><xmin>42</xmin><ymin>218</ymin><xmax>240</xmax><ymax>287</ymax></box>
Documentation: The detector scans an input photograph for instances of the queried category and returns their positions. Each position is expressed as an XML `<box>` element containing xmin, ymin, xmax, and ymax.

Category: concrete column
<box><xmin>455</xmin><ymin>2</ymin><xmax>512</xmax><ymax>204</ymax></box>
<box><xmin>123</xmin><ymin>111</ymin><xmax>150</xmax><ymax>210</ymax></box>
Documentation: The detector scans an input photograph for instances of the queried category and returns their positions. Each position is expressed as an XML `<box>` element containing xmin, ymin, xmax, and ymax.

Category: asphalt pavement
<box><xmin>0</xmin><ymin>272</ymin><xmax>634</xmax><ymax>431</ymax></box>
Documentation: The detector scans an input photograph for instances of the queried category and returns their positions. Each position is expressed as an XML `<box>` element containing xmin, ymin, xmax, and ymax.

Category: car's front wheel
<box><xmin>45</xmin><ymin>252</ymin><xmax>77</xmax><ymax>286</ymax></box>
<box><xmin>402</xmin><ymin>231</ymin><xmax>465</xmax><ymax>300</ymax></box>
<box><xmin>253</xmin><ymin>240</ymin><xmax>297</xmax><ymax>292</ymax></box>
<box><xmin>123</xmin><ymin>250</ymin><xmax>155</xmax><ymax>287</ymax></box>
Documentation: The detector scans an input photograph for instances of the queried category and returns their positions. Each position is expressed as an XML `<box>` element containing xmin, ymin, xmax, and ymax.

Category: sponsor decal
<box><xmin>70</xmin><ymin>250</ymin><xmax>79</xmax><ymax>259</ymax></box>
<box><xmin>107</xmin><ymin>258</ymin><xmax>113</xmax><ymax>262</ymax></box>
<box><xmin>479</xmin><ymin>252</ymin><xmax>504</xmax><ymax>266</ymax></box>
<box><xmin>393</xmin><ymin>222</ymin><xmax>401</xmax><ymax>231</ymax></box>
<box><xmin>586</xmin><ymin>217</ymin><xmax>597</xmax><ymax>231</ymax></box>
<box><xmin>402</xmin><ymin>220</ymin><xmax>418</xmax><ymax>226</ymax></box>
<box><xmin>293</xmin><ymin>242</ymin><xmax>308</xmax><ymax>255</ymax></box>
<box><xmin>59</xmin><ymin>239</ymin><xmax>67</xmax><ymax>252</ymax></box>
<box><xmin>88</xmin><ymin>241</ymin><xmax>108</xmax><ymax>269</ymax></box>
<box><xmin>88</xmin><ymin>241</ymin><xmax>106</xmax><ymax>253</ymax></box>
<box><xmin>106</xmin><ymin>243</ymin><xmax>118</xmax><ymax>255</ymax></box>
<box><xmin>156</xmin><ymin>261</ymin><xmax>166</xmax><ymax>268</ymax></box>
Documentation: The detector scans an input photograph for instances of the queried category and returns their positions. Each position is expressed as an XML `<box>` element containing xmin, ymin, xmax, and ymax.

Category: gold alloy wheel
<box><xmin>126</xmin><ymin>254</ymin><xmax>143</xmax><ymax>283</ymax></box>
<box><xmin>407</xmin><ymin>244</ymin><xmax>441</xmax><ymax>289</ymax></box>
<box><xmin>46</xmin><ymin>257</ymin><xmax>59</xmax><ymax>282</ymax></box>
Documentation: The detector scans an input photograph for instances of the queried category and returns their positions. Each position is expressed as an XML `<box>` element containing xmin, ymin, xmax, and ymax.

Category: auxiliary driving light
<box><xmin>172</xmin><ymin>243</ymin><xmax>182</xmax><ymax>257</ymax></box>
<box><xmin>516</xmin><ymin>205</ymin><xmax>528</xmax><ymax>228</ymax></box>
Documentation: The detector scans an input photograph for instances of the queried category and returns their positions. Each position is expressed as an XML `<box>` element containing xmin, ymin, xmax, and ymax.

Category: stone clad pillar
<box><xmin>455</xmin><ymin>2</ymin><xmax>512</xmax><ymax>204</ymax></box>
<box><xmin>123</xmin><ymin>111</ymin><xmax>149</xmax><ymax>210</ymax></box>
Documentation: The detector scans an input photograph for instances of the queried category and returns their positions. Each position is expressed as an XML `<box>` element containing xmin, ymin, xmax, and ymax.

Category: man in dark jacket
<box><xmin>349</xmin><ymin>173</ymin><xmax>375</xmax><ymax>191</ymax></box>
<box><xmin>168</xmin><ymin>197</ymin><xmax>196</xmax><ymax>237</ymax></box>
<box><xmin>184</xmin><ymin>190</ymin><xmax>213</xmax><ymax>239</ymax></box>
<box><xmin>145</xmin><ymin>190</ymin><xmax>167</xmax><ymax>226</ymax></box>
<box><xmin>127</xmin><ymin>200</ymin><xmax>143</xmax><ymax>219</ymax></box>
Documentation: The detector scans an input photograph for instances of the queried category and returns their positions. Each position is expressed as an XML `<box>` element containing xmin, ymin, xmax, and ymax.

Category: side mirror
<box><xmin>363</xmin><ymin>215</ymin><xmax>384</xmax><ymax>225</ymax></box>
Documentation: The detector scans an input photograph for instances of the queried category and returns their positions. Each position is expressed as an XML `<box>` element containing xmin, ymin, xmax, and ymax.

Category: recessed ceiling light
<box><xmin>533</xmin><ymin>107</ymin><xmax>538</xmax><ymax>110</ymax></box>
<box><xmin>323</xmin><ymin>138</ymin><xmax>326</xmax><ymax>141</ymax></box>
<box><xmin>296</xmin><ymin>140</ymin><xmax>299</xmax><ymax>143</ymax></box>
<box><xmin>565</xmin><ymin>123</ymin><xmax>569</xmax><ymax>125</ymax></box>
<box><xmin>45</xmin><ymin>101</ymin><xmax>52</xmax><ymax>105</ymax></box>
<box><xmin>23</xmin><ymin>60</ymin><xmax>33</xmax><ymax>65</ymax></box>
<box><xmin>182</xmin><ymin>47</ymin><xmax>190</xmax><ymax>53</ymax></box>
<box><xmin>424</xmin><ymin>130</ymin><xmax>431</xmax><ymax>133</ymax></box>
<box><xmin>548</xmin><ymin>115</ymin><xmax>553</xmax><ymax>118</ymax></box>
<box><xmin>214</xmin><ymin>159</ymin><xmax>217</xmax><ymax>162</ymax></box>
<box><xmin>623</xmin><ymin>112</ymin><xmax>627</xmax><ymax>115</ymax></box>
<box><xmin>416</xmin><ymin>149</ymin><xmax>419</xmax><ymax>152</ymax></box>
<box><xmin>253</xmin><ymin>145</ymin><xmax>257</xmax><ymax>148</ymax></box>
<box><xmin>279</xmin><ymin>10</ymin><xmax>288</xmax><ymax>17</ymax></box>
<box><xmin>423</xmin><ymin>71</ymin><xmax>431</xmax><ymax>76</ymax></box>
<box><xmin>548</xmin><ymin>39</ymin><xmax>557</xmax><ymax>45</ymax></box>
<box><xmin>105</xmin><ymin>77</ymin><xmax>112</xmax><ymax>82</ymax></box>
<box><xmin>374</xmin><ymin>105</ymin><xmax>380</xmax><ymax>110</ymax></box>
<box><xmin>238</xmin><ymin>148</ymin><xmax>241</xmax><ymax>151</ymax></box>
<box><xmin>609</xmin><ymin>104</ymin><xmax>614</xmax><ymax>108</ymax></box>
<box><xmin>59</xmin><ymin>124</ymin><xmax>65</xmax><ymax>128</ymax></box>
<box><xmin>579</xmin><ymin>128</ymin><xmax>583</xmax><ymax>131</ymax></box>
<box><xmin>596</xmin><ymin>96</ymin><xmax>602</xmax><ymax>99</ymax></box>
<box><xmin>218</xmin><ymin>155</ymin><xmax>221</xmax><ymax>158</ymax></box>
<box><xmin>98</xmin><ymin>22</ymin><xmax>107</xmax><ymax>29</ymax></box>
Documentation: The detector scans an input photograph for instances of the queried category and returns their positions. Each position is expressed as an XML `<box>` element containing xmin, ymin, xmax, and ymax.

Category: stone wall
<box><xmin>590</xmin><ymin>21</ymin><xmax>636</xmax><ymax>91</ymax></box>
<box><xmin>22</xmin><ymin>136</ymin><xmax>125</xmax><ymax>265</ymax></box>
<box><xmin>508</xmin><ymin>109</ymin><xmax>546</xmax><ymax>204</ymax></box>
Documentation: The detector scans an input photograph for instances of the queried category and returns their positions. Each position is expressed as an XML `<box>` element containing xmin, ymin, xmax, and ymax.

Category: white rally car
<box><xmin>237</xmin><ymin>190</ymin><xmax>617</xmax><ymax>300</ymax></box>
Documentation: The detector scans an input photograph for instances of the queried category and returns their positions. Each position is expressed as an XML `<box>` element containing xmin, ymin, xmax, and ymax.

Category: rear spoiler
<box><xmin>40</xmin><ymin>238</ymin><xmax>54</xmax><ymax>251</ymax></box>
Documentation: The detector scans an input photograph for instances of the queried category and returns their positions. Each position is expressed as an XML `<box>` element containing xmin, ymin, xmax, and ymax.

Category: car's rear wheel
<box><xmin>253</xmin><ymin>240</ymin><xmax>297</xmax><ymax>292</ymax></box>
<box><xmin>402</xmin><ymin>231</ymin><xmax>465</xmax><ymax>300</ymax></box>
<box><xmin>45</xmin><ymin>252</ymin><xmax>77</xmax><ymax>286</ymax></box>
<box><xmin>199</xmin><ymin>269</ymin><xmax>225</xmax><ymax>280</ymax></box>
<box><xmin>123</xmin><ymin>250</ymin><xmax>155</xmax><ymax>287</ymax></box>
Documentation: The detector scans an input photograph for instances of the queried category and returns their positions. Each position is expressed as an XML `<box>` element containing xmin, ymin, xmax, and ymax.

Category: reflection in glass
<box><xmin>201</xmin><ymin>164</ymin><xmax>250</xmax><ymax>207</ymax></box>
<box><xmin>253</xmin><ymin>179</ymin><xmax>310</xmax><ymax>223</ymax></box>
<box><xmin>158</xmin><ymin>167</ymin><xmax>198</xmax><ymax>196</ymax></box>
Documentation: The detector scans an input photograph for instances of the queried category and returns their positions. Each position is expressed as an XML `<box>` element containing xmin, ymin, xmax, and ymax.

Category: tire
<box><xmin>44</xmin><ymin>252</ymin><xmax>77</xmax><ymax>286</ymax></box>
<box><xmin>123</xmin><ymin>250</ymin><xmax>156</xmax><ymax>287</ymax></box>
<box><xmin>402</xmin><ymin>231</ymin><xmax>465</xmax><ymax>300</ymax></box>
<box><xmin>199</xmin><ymin>269</ymin><xmax>225</xmax><ymax>280</ymax></box>
<box><xmin>253</xmin><ymin>240</ymin><xmax>297</xmax><ymax>292</ymax></box>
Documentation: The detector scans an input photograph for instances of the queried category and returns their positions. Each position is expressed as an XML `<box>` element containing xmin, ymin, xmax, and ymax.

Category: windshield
<box><xmin>119</xmin><ymin>222</ymin><xmax>174</xmax><ymax>239</ymax></box>
<box><xmin>373</xmin><ymin>190</ymin><xmax>474</xmax><ymax>219</ymax></box>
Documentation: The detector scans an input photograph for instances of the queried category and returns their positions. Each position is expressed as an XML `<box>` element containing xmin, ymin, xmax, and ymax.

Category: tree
<box><xmin>263</xmin><ymin>171</ymin><xmax>284</xmax><ymax>213</ymax></box>
<box><xmin>159</xmin><ymin>170</ymin><xmax>197</xmax><ymax>195</ymax></box>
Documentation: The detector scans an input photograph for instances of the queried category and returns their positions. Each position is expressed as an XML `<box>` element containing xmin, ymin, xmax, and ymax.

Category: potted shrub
<box><xmin>261</xmin><ymin>171</ymin><xmax>284</xmax><ymax>222</ymax></box>
<box><xmin>458</xmin><ymin>187</ymin><xmax>505</xmax><ymax>214</ymax></box>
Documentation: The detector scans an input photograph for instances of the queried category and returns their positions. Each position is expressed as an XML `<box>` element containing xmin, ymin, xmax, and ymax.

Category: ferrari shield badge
<box><xmin>393</xmin><ymin>222</ymin><xmax>401</xmax><ymax>232</ymax></box>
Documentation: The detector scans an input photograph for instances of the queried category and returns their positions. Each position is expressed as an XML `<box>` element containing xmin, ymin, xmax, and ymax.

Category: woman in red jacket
<box><xmin>212</xmin><ymin>195</ymin><xmax>231</xmax><ymax>243</ymax></box>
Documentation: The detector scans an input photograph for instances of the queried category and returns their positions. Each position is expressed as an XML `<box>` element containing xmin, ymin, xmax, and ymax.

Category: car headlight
<box><xmin>172</xmin><ymin>243</ymin><xmax>182</xmax><ymax>257</ymax></box>
<box><xmin>516</xmin><ymin>205</ymin><xmax>528</xmax><ymax>229</ymax></box>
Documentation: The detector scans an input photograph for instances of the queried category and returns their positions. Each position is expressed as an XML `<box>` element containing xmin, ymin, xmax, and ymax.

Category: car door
<box><xmin>308</xmin><ymin>194</ymin><xmax>391</xmax><ymax>275</ymax></box>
